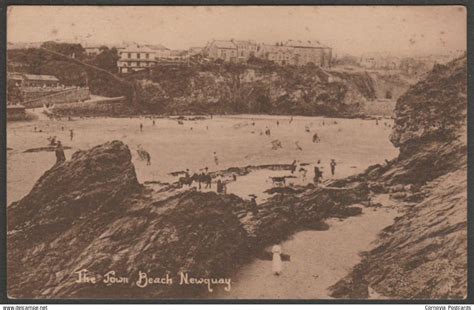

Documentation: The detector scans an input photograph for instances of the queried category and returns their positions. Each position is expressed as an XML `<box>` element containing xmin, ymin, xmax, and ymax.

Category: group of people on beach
<box><xmin>290</xmin><ymin>158</ymin><xmax>337</xmax><ymax>185</ymax></box>
<box><xmin>178</xmin><ymin>166</ymin><xmax>231</xmax><ymax>194</ymax></box>
<box><xmin>48</xmin><ymin>114</ymin><xmax>354</xmax><ymax>198</ymax></box>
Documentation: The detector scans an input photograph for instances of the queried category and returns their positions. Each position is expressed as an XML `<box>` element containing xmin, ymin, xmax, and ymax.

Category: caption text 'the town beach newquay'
<box><xmin>74</xmin><ymin>269</ymin><xmax>232</xmax><ymax>292</ymax></box>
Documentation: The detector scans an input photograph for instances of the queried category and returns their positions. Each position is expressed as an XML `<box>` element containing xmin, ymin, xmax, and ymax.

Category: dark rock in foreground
<box><xmin>8</xmin><ymin>140</ymin><xmax>366</xmax><ymax>299</ymax></box>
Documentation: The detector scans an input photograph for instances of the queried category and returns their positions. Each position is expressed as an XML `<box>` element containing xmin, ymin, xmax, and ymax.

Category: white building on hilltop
<box><xmin>117</xmin><ymin>45</ymin><xmax>157</xmax><ymax>73</ymax></box>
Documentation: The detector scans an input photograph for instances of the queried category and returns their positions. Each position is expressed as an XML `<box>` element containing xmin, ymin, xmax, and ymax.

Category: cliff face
<box><xmin>330</xmin><ymin>55</ymin><xmax>467</xmax><ymax>299</ymax></box>
<box><xmin>390</xmin><ymin>56</ymin><xmax>467</xmax><ymax>156</ymax></box>
<box><xmin>135</xmin><ymin>64</ymin><xmax>382</xmax><ymax>116</ymax></box>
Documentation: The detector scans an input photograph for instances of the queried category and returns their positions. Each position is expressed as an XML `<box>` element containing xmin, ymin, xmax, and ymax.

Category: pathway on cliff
<box><xmin>213</xmin><ymin>204</ymin><xmax>398</xmax><ymax>299</ymax></box>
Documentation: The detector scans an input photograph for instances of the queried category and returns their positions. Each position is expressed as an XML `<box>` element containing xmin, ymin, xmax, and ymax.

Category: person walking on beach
<box><xmin>55</xmin><ymin>140</ymin><xmax>66</xmax><ymax>164</ymax></box>
<box><xmin>330</xmin><ymin>159</ymin><xmax>337</xmax><ymax>176</ymax></box>
<box><xmin>140</xmin><ymin>123</ymin><xmax>143</xmax><ymax>132</ymax></box>
<box><xmin>295</xmin><ymin>141</ymin><xmax>303</xmax><ymax>151</ymax></box>
<box><xmin>213</xmin><ymin>152</ymin><xmax>219</xmax><ymax>166</ymax></box>
<box><xmin>152</xmin><ymin>119</ymin><xmax>156</xmax><ymax>126</ymax></box>
<box><xmin>70</xmin><ymin>129</ymin><xmax>74</xmax><ymax>141</ymax></box>
<box><xmin>312</xmin><ymin>132</ymin><xmax>320</xmax><ymax>143</ymax></box>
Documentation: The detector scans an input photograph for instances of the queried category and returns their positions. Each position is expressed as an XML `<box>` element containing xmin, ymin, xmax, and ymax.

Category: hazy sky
<box><xmin>7</xmin><ymin>6</ymin><xmax>466</xmax><ymax>56</ymax></box>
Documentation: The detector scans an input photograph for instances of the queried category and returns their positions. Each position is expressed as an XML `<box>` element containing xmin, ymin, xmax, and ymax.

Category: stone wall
<box><xmin>22</xmin><ymin>87</ymin><xmax>91</xmax><ymax>108</ymax></box>
<box><xmin>52</xmin><ymin>96</ymin><xmax>127</xmax><ymax>116</ymax></box>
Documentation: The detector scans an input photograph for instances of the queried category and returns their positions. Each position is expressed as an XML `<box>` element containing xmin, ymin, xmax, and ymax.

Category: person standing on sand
<box><xmin>152</xmin><ymin>119</ymin><xmax>155</xmax><ymax>126</ymax></box>
<box><xmin>70</xmin><ymin>129</ymin><xmax>74</xmax><ymax>141</ymax></box>
<box><xmin>314</xmin><ymin>166</ymin><xmax>323</xmax><ymax>184</ymax></box>
<box><xmin>216</xmin><ymin>175</ymin><xmax>223</xmax><ymax>194</ymax></box>
<box><xmin>272</xmin><ymin>245</ymin><xmax>283</xmax><ymax>276</ymax></box>
<box><xmin>249</xmin><ymin>195</ymin><xmax>258</xmax><ymax>215</ymax></box>
<box><xmin>55</xmin><ymin>140</ymin><xmax>66</xmax><ymax>164</ymax></box>
<box><xmin>330</xmin><ymin>159</ymin><xmax>337</xmax><ymax>176</ymax></box>
<box><xmin>213</xmin><ymin>152</ymin><xmax>219</xmax><ymax>166</ymax></box>
<box><xmin>205</xmin><ymin>171</ymin><xmax>212</xmax><ymax>189</ymax></box>
<box><xmin>290</xmin><ymin>160</ymin><xmax>297</xmax><ymax>174</ymax></box>
<box><xmin>140</xmin><ymin>123</ymin><xmax>143</xmax><ymax>132</ymax></box>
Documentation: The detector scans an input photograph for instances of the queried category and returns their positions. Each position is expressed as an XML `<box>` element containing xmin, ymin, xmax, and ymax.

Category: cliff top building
<box><xmin>117</xmin><ymin>44</ymin><xmax>161</xmax><ymax>73</ymax></box>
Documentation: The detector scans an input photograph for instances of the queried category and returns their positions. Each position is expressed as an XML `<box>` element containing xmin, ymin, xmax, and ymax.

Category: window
<box><xmin>127</xmin><ymin>53</ymin><xmax>131</xmax><ymax>58</ymax></box>
<box><xmin>137</xmin><ymin>53</ymin><xmax>141</xmax><ymax>59</ymax></box>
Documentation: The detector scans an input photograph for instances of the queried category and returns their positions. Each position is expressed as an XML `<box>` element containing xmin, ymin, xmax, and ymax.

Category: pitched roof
<box><xmin>212</xmin><ymin>40</ymin><xmax>237</xmax><ymax>49</ymax></box>
<box><xmin>22</xmin><ymin>74</ymin><xmax>59</xmax><ymax>82</ymax></box>
<box><xmin>284</xmin><ymin>40</ymin><xmax>329</xmax><ymax>49</ymax></box>
<box><xmin>170</xmin><ymin>50</ymin><xmax>188</xmax><ymax>56</ymax></box>
<box><xmin>7</xmin><ymin>72</ymin><xmax>25</xmax><ymax>80</ymax></box>
<box><xmin>234</xmin><ymin>40</ymin><xmax>257</xmax><ymax>45</ymax></box>
<box><xmin>260</xmin><ymin>44</ymin><xmax>294</xmax><ymax>53</ymax></box>
<box><xmin>121</xmin><ymin>45</ymin><xmax>156</xmax><ymax>53</ymax></box>
<box><xmin>146</xmin><ymin>44</ymin><xmax>170</xmax><ymax>51</ymax></box>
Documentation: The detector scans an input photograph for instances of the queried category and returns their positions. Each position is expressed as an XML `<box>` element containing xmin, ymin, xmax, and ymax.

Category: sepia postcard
<box><xmin>4</xmin><ymin>5</ymin><xmax>469</xmax><ymax>302</ymax></box>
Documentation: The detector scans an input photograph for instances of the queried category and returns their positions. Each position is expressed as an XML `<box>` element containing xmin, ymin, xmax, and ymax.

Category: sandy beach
<box><xmin>213</xmin><ymin>204</ymin><xmax>398</xmax><ymax>299</ymax></box>
<box><xmin>7</xmin><ymin>114</ymin><xmax>397</xmax><ymax>205</ymax></box>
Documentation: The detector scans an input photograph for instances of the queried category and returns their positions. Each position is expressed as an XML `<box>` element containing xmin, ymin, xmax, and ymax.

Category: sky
<box><xmin>7</xmin><ymin>5</ymin><xmax>467</xmax><ymax>56</ymax></box>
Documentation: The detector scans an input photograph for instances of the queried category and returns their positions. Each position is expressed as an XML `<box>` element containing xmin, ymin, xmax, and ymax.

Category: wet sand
<box><xmin>212</xmin><ymin>205</ymin><xmax>398</xmax><ymax>299</ymax></box>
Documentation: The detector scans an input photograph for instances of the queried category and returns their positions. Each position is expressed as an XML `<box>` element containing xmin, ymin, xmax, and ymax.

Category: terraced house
<box><xmin>286</xmin><ymin>40</ymin><xmax>332</xmax><ymax>67</ymax></box>
<box><xmin>204</xmin><ymin>39</ymin><xmax>332</xmax><ymax>67</ymax></box>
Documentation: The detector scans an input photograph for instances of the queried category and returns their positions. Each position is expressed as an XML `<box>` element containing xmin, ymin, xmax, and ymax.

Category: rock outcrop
<box><xmin>135</xmin><ymin>64</ymin><xmax>392</xmax><ymax>117</ymax></box>
<box><xmin>390</xmin><ymin>55</ymin><xmax>467</xmax><ymax>156</ymax></box>
<box><xmin>8</xmin><ymin>141</ymin><xmax>369</xmax><ymax>299</ymax></box>
<box><xmin>329</xmin><ymin>55</ymin><xmax>467</xmax><ymax>299</ymax></box>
